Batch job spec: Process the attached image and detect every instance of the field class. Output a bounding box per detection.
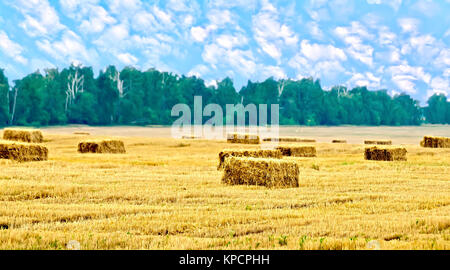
[0,125,449,250]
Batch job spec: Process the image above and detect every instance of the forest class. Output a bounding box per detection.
[0,64,449,126]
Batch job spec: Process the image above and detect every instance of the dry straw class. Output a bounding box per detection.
[0,140,48,162]
[332,139,347,143]
[276,146,317,157]
[73,132,90,135]
[263,137,316,143]
[3,128,44,143]
[78,140,126,154]
[218,149,283,169]
[227,133,260,144]
[182,135,201,139]
[364,140,392,145]
[420,136,450,148]
[364,146,407,161]
[221,157,299,188]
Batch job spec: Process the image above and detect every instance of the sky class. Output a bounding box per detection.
[0,0,449,105]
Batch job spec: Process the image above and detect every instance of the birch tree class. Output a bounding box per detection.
[65,67,84,112]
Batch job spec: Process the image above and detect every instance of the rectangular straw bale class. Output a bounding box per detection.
[78,140,126,154]
[227,133,260,144]
[420,136,450,148]
[263,137,316,143]
[182,135,201,139]
[276,146,316,157]
[221,157,299,188]
[364,146,407,161]
[0,141,48,162]
[364,140,392,145]
[3,128,44,143]
[73,132,90,135]
[218,149,283,169]
[332,139,347,143]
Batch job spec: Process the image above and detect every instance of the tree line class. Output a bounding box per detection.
[0,65,449,126]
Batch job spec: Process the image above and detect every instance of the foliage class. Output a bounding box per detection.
[1,65,448,126]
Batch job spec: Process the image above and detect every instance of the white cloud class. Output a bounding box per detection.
[252,2,298,62]
[117,53,138,65]
[216,34,248,49]
[191,26,209,42]
[434,48,450,67]
[36,30,97,65]
[13,0,65,37]
[398,18,419,34]
[347,72,381,88]
[202,43,256,77]
[334,22,374,66]
[389,64,432,94]
[367,0,402,11]
[300,40,347,62]
[78,5,116,34]
[187,64,209,78]
[0,30,28,64]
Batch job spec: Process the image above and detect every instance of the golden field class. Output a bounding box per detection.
[0,126,449,250]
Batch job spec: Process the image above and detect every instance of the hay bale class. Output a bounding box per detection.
[263,137,316,143]
[218,149,283,169]
[420,136,450,148]
[3,128,43,143]
[227,133,260,144]
[364,140,392,145]
[73,132,90,135]
[276,146,316,157]
[78,140,126,154]
[332,139,347,143]
[182,135,201,139]
[221,157,299,188]
[364,146,407,161]
[0,141,48,162]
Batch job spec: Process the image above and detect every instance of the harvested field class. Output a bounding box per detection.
[364,140,392,145]
[78,140,126,154]
[227,133,260,144]
[3,128,44,143]
[276,146,317,157]
[0,126,449,250]
[218,149,283,169]
[263,137,316,143]
[364,147,407,161]
[420,136,450,148]
[221,157,299,188]
[0,140,48,162]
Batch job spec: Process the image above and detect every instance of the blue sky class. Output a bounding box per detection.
[0,0,449,104]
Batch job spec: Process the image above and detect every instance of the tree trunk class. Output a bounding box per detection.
[10,87,18,125]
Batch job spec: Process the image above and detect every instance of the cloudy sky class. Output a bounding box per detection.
[0,0,449,104]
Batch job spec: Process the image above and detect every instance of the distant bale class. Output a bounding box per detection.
[73,132,90,135]
[364,140,392,145]
[276,146,316,157]
[221,157,299,188]
[3,129,43,143]
[263,137,316,143]
[227,133,260,144]
[332,139,347,143]
[218,149,283,169]
[0,141,48,162]
[364,146,407,161]
[78,140,126,154]
[182,135,201,139]
[420,136,450,148]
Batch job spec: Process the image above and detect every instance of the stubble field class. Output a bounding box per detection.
[0,126,449,250]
